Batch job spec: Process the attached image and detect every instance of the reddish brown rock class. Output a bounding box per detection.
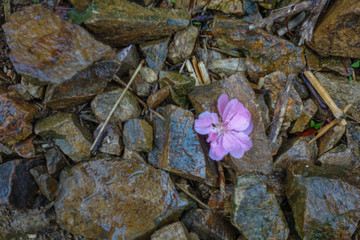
[13,135,35,159]
[123,119,153,153]
[147,86,170,109]
[2,5,113,85]
[318,123,346,156]
[207,0,242,15]
[69,0,91,11]
[30,165,58,201]
[290,99,318,133]
[45,148,67,176]
[308,0,360,58]
[0,91,35,146]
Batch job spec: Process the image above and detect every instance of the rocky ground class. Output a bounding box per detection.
[1,0,360,239]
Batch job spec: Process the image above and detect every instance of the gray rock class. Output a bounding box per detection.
[30,165,58,201]
[45,148,67,176]
[116,45,141,77]
[317,144,360,169]
[208,58,247,76]
[151,222,189,240]
[140,38,170,73]
[93,123,123,156]
[346,123,360,157]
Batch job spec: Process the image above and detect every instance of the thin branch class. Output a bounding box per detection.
[176,184,211,210]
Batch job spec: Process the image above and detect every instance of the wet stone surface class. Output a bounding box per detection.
[91,88,141,123]
[286,163,360,239]
[123,119,153,153]
[55,158,189,239]
[232,174,289,240]
[140,38,170,73]
[3,5,112,85]
[148,105,217,185]
[0,159,43,208]
[34,113,93,162]
[151,222,189,240]
[182,209,237,240]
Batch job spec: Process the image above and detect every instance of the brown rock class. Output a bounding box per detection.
[34,113,93,162]
[116,45,141,77]
[55,158,189,239]
[2,5,112,85]
[69,0,91,11]
[123,119,153,152]
[211,16,305,81]
[21,77,44,99]
[44,61,119,109]
[151,222,189,240]
[0,91,35,146]
[45,148,67,176]
[85,0,190,47]
[317,144,360,169]
[147,86,170,109]
[208,58,247,76]
[208,0,242,15]
[93,123,123,156]
[140,38,170,73]
[290,98,318,133]
[30,165,58,201]
[167,26,199,64]
[308,0,360,58]
[318,123,346,156]
[130,69,152,97]
[13,135,35,159]
[189,72,273,174]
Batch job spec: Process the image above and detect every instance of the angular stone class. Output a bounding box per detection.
[0,159,43,208]
[122,147,146,164]
[123,119,153,152]
[293,78,309,100]
[182,209,237,240]
[13,135,35,159]
[159,71,195,96]
[273,137,318,174]
[211,16,305,81]
[148,105,218,185]
[286,163,360,239]
[45,148,67,176]
[263,71,303,126]
[346,123,360,157]
[94,123,123,156]
[130,69,152,97]
[44,61,119,109]
[208,0,242,15]
[151,222,189,240]
[34,113,93,162]
[55,158,188,239]
[69,0,91,11]
[232,174,289,240]
[91,88,141,123]
[208,58,247,76]
[167,26,199,64]
[256,94,270,127]
[85,0,190,47]
[318,123,346,156]
[21,77,44,99]
[314,72,360,120]
[2,5,112,85]
[8,84,33,101]
[189,72,273,174]
[147,86,170,109]
[317,144,360,169]
[207,186,233,216]
[308,0,360,58]
[140,38,170,73]
[290,99,318,133]
[0,91,35,146]
[30,165,58,201]
[116,45,141,77]
[140,66,158,84]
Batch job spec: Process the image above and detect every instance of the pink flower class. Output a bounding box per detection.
[194,94,253,161]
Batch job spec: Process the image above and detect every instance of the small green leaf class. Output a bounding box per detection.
[33,0,39,3]
[351,60,360,68]
[344,114,347,119]
[193,22,201,25]
[314,123,322,130]
[349,76,353,82]
[310,120,315,128]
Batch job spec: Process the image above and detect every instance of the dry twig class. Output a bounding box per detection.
[176,184,211,210]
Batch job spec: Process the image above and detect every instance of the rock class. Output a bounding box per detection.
[314,72,360,120]
[318,123,346,156]
[305,48,353,76]
[189,72,273,174]
[182,209,237,240]
[232,174,289,240]
[91,88,141,122]
[0,90,35,146]
[140,38,170,73]
[2,5,112,85]
[286,163,360,239]
[0,159,43,208]
[273,137,318,174]
[208,58,247,76]
[69,0,91,11]
[123,119,153,152]
[317,144,360,169]
[84,0,190,47]
[256,94,270,127]
[55,158,189,239]
[308,0,360,58]
[151,222,189,240]
[211,16,305,81]
[8,84,33,101]
[159,71,195,97]
[147,86,170,109]
[13,135,36,159]
[207,0,242,15]
[346,123,360,157]
[30,165,58,201]
[130,69,152,97]
[293,77,309,100]
[116,45,141,77]
[263,71,303,126]
[21,77,44,99]
[242,0,262,24]
[93,123,123,156]
[290,99,318,133]
[122,147,146,164]
[34,113,93,162]
[45,148,67,176]
[167,26,199,64]
[140,66,158,84]
[207,186,233,216]
[44,61,119,109]
[148,105,218,185]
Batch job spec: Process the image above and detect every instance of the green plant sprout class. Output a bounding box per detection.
[310,120,322,130]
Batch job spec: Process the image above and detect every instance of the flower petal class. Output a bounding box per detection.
[209,135,228,161]
[222,99,246,124]
[217,94,229,118]
[242,121,254,135]
[194,111,219,135]
[207,131,218,143]
[232,131,253,152]
[226,112,251,132]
